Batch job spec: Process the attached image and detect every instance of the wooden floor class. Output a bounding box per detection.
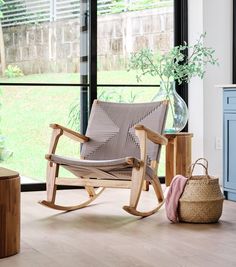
[1,188,236,267]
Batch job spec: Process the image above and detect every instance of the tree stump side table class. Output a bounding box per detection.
[165,133,193,186]
[0,167,20,258]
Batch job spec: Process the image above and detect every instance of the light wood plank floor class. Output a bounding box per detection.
[1,188,236,267]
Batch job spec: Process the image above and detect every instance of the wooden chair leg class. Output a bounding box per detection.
[151,176,164,202]
[123,167,145,215]
[123,171,165,217]
[40,187,105,211]
[128,167,145,209]
[143,181,149,191]
[41,164,106,212]
[46,162,58,203]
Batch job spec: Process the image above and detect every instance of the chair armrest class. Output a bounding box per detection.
[134,124,168,145]
[50,124,89,143]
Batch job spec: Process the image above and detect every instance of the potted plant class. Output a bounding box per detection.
[128,33,219,133]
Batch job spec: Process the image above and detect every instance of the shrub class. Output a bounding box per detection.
[5,65,24,78]
[0,135,13,161]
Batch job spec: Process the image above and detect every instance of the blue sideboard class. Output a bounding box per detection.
[223,87,236,201]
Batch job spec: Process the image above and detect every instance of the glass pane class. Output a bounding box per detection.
[97,86,165,176]
[0,85,81,183]
[0,0,87,84]
[97,0,174,84]
[98,85,159,102]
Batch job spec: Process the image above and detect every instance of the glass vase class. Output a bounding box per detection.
[155,81,188,133]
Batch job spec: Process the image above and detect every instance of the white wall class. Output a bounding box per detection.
[188,0,204,163]
[188,0,232,182]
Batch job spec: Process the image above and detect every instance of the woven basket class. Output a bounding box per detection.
[178,158,224,223]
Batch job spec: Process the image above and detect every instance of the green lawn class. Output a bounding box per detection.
[0,70,158,84]
[0,71,165,181]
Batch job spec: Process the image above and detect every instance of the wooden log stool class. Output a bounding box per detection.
[0,167,20,258]
[165,133,193,186]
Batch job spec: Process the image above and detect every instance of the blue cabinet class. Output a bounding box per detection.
[223,89,236,201]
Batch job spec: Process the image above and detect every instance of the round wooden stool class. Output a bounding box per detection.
[0,167,20,258]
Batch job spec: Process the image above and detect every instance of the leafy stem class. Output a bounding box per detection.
[128,33,219,90]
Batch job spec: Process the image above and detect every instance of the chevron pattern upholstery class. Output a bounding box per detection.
[40,99,168,216]
[81,100,168,164]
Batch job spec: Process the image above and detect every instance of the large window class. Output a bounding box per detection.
[97,0,174,176]
[97,0,173,84]
[0,0,88,184]
[0,0,187,187]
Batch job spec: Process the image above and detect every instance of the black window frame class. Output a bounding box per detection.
[0,0,188,191]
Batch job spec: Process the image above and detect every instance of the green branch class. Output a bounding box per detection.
[128,33,219,88]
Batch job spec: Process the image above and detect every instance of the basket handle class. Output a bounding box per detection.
[189,158,209,179]
[192,158,209,169]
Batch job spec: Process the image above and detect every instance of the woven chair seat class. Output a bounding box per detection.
[50,154,155,180]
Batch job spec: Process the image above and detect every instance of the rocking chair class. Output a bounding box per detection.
[40,100,168,217]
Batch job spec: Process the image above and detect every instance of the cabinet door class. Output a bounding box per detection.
[224,90,236,110]
[224,113,236,190]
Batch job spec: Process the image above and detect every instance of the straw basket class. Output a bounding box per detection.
[178,158,224,223]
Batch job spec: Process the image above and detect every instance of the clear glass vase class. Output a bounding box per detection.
[155,81,188,133]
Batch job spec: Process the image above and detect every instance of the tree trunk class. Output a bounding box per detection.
[0,21,6,76]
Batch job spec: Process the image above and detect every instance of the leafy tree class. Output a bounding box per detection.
[98,0,162,14]
[0,0,13,161]
[0,0,4,17]
[0,0,6,76]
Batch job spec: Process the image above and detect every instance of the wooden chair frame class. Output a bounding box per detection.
[40,123,168,217]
